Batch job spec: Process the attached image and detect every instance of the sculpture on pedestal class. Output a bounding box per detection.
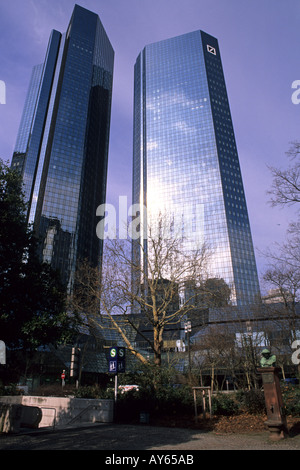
[260,348,276,368]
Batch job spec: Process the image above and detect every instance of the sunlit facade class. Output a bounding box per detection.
[11,5,114,290]
[133,30,260,305]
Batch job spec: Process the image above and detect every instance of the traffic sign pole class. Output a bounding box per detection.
[61,370,66,389]
[108,347,126,420]
[114,375,118,403]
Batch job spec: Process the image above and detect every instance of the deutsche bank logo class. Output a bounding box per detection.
[0,80,6,104]
[207,45,216,55]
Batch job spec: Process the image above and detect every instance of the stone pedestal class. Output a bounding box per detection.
[258,367,288,441]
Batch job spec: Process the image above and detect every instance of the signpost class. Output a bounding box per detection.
[109,347,126,374]
[61,370,66,389]
[108,347,126,404]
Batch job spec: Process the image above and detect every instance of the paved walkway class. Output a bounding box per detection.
[0,423,300,451]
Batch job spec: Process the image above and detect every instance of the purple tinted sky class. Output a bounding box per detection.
[0,0,299,287]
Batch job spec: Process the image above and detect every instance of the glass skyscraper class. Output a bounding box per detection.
[11,5,114,290]
[133,30,260,306]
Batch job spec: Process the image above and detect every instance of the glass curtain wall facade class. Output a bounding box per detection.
[11,5,114,290]
[133,30,260,306]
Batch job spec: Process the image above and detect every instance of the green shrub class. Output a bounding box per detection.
[115,384,194,423]
[282,385,300,416]
[236,389,266,414]
[154,385,194,415]
[211,393,239,416]
[0,383,23,396]
[74,385,113,399]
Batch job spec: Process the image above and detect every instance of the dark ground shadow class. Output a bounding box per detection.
[0,423,212,450]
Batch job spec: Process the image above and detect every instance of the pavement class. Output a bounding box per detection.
[0,422,300,452]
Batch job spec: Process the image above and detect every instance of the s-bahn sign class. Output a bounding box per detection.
[108,347,126,373]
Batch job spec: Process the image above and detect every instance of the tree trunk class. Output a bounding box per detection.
[210,366,214,393]
[153,326,162,367]
[280,364,286,381]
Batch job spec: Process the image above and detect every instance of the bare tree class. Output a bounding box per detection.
[264,141,300,373]
[261,240,300,377]
[263,264,300,343]
[263,235,300,322]
[193,319,264,391]
[72,215,212,369]
[268,141,300,208]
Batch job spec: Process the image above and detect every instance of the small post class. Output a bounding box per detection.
[202,389,206,419]
[193,388,198,422]
[208,388,212,417]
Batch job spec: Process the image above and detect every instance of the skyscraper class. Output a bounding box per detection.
[11,5,114,290]
[133,30,260,306]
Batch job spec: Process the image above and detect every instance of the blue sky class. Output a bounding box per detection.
[0,0,299,286]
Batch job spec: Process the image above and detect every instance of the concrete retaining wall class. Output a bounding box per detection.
[0,396,114,429]
[0,403,42,433]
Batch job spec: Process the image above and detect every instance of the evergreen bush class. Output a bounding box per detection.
[236,389,266,414]
[282,385,300,416]
[211,393,239,416]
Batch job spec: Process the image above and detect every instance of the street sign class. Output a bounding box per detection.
[117,361,125,373]
[109,347,117,358]
[109,360,117,372]
[108,347,126,373]
[118,347,125,358]
[0,340,6,365]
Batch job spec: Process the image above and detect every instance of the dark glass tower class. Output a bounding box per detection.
[133,30,260,306]
[11,5,114,290]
